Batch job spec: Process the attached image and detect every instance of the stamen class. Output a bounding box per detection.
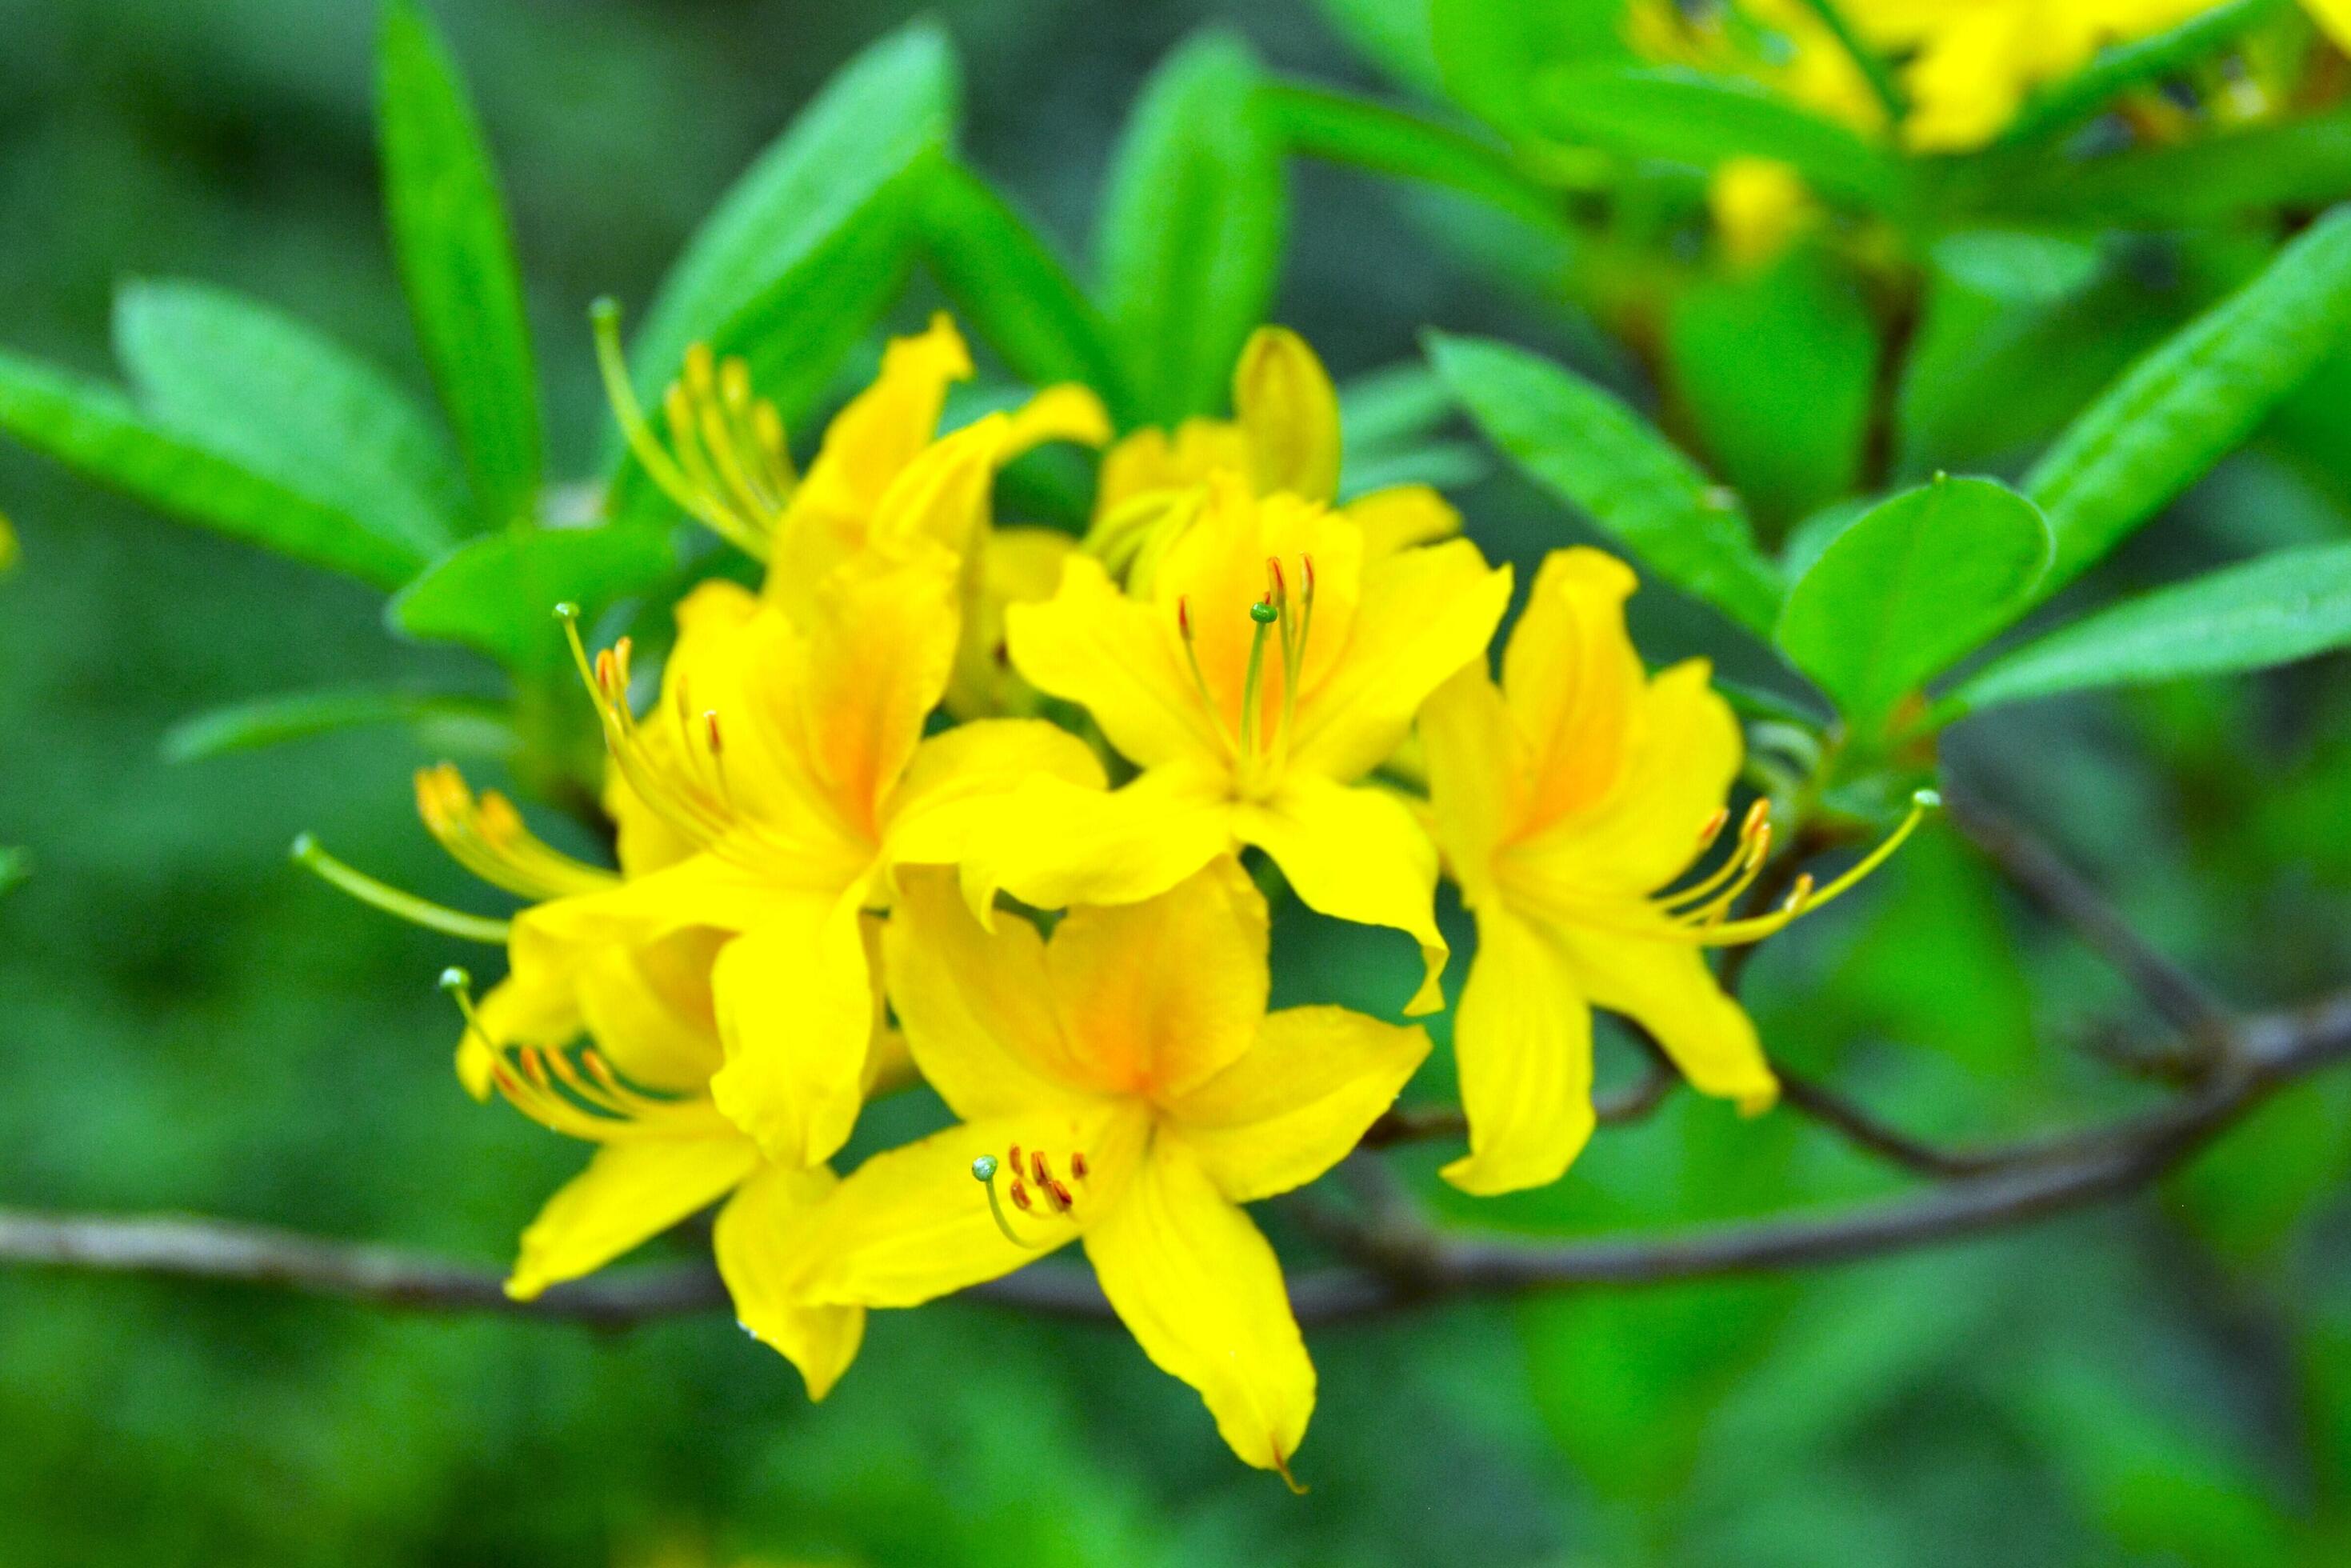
[1236,597,1278,770]
[1031,1150,1052,1186]
[290,833,510,944]
[415,763,617,901]
[974,1154,1052,1250]
[1661,790,1939,946]
[1174,597,1234,756]
[1070,1151,1090,1180]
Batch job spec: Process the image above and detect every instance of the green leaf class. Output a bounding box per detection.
[390,526,674,671]
[1999,0,2289,148]
[626,22,958,409]
[1095,30,1286,426]
[1310,0,1446,98]
[1984,110,2351,229]
[1776,476,2051,730]
[1429,0,1632,138]
[1426,331,1782,634]
[1263,82,1561,230]
[914,161,1129,417]
[1531,65,1900,208]
[113,279,466,558]
[378,0,542,526]
[0,349,426,587]
[162,686,514,763]
[1950,542,2351,715]
[1665,246,1877,527]
[0,847,25,897]
[2025,206,2351,599]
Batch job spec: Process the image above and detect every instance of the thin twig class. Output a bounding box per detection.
[1773,1070,2004,1178]
[10,992,2347,1330]
[1945,790,2230,1042]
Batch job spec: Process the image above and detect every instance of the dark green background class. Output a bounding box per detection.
[6,2,2351,1563]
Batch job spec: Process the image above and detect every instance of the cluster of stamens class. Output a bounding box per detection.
[593,299,794,560]
[414,763,618,902]
[1176,552,1316,791]
[558,606,740,858]
[442,968,702,1139]
[1644,790,1940,946]
[971,1142,1094,1248]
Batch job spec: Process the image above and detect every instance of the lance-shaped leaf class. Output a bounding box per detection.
[114,280,466,558]
[163,686,514,763]
[1531,66,1900,209]
[1429,0,1633,138]
[625,22,957,414]
[916,161,1129,416]
[1949,542,2351,715]
[1427,331,1781,634]
[2024,206,2351,600]
[0,349,425,588]
[1776,476,2051,731]
[1986,110,2351,230]
[379,0,542,526]
[1264,82,1561,229]
[390,526,674,673]
[1095,30,1285,426]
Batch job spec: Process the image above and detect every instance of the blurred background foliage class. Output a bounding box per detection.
[6,0,2351,1563]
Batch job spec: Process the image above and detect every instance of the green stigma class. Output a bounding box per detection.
[1249,601,1279,625]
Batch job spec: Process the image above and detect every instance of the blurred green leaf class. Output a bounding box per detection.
[1928,230,2101,305]
[1990,110,2351,229]
[0,847,24,897]
[1952,542,2351,715]
[0,350,426,587]
[915,161,1130,418]
[1427,331,1782,634]
[1265,82,1561,230]
[1998,0,2287,148]
[113,279,466,559]
[1312,0,1446,98]
[626,22,958,419]
[1095,30,1286,426]
[162,686,514,764]
[1532,66,1900,208]
[1666,247,1877,529]
[1776,477,2049,730]
[378,0,542,526]
[2025,207,2351,600]
[1429,0,1630,138]
[390,526,673,670]
[1337,361,1489,497]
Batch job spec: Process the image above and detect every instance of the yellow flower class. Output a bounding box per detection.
[528,550,1103,1168]
[1708,157,1816,269]
[1418,550,1925,1194]
[1088,326,1465,580]
[969,469,1509,1014]
[414,771,894,1400]
[788,861,1429,1479]
[599,310,1111,717]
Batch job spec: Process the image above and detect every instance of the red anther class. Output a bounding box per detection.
[1009,1181,1034,1211]
[1177,597,1193,641]
[593,649,615,689]
[704,711,723,753]
[1697,806,1729,842]
[1048,1178,1075,1210]
[1741,798,1771,836]
[521,1048,551,1087]
[1301,554,1317,595]
[1031,1150,1051,1186]
[1070,1151,1090,1179]
[1265,556,1287,598]
[1008,1142,1023,1175]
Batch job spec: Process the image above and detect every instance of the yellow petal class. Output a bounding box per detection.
[1006,552,1226,769]
[1501,548,1643,826]
[571,930,726,1093]
[947,525,1082,719]
[784,313,971,527]
[1555,923,1777,1111]
[506,1133,759,1300]
[2312,0,2351,52]
[1341,484,1461,557]
[709,885,878,1166]
[792,546,962,834]
[963,764,1235,918]
[882,869,1126,1117]
[713,1163,866,1401]
[463,964,582,1099]
[881,717,1107,870]
[1094,421,1250,520]
[1167,1006,1429,1202]
[1236,775,1448,1014]
[1416,663,1529,911]
[1440,911,1597,1197]
[1002,382,1112,458]
[865,411,1010,562]
[1046,857,1270,1099]
[1286,538,1512,784]
[1233,326,1341,503]
[1081,1138,1315,1478]
[797,1103,1149,1309]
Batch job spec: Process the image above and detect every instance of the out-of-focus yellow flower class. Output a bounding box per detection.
[416,768,889,1399]
[1088,327,1464,581]
[973,458,1510,1014]
[532,557,1102,1168]
[2311,0,2351,50]
[0,510,17,571]
[790,862,1427,1481]
[601,311,1111,718]
[1418,549,1925,1194]
[1709,157,1817,268]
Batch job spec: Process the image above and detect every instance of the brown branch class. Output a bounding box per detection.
[9,991,2348,1330]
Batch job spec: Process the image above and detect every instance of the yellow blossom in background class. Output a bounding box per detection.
[789,862,1428,1480]
[971,431,1511,1013]
[1709,157,1817,268]
[1418,549,1921,1194]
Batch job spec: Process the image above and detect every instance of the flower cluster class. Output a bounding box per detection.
[409,317,1918,1482]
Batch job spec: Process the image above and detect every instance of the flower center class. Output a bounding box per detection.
[970,1141,1094,1248]
[1177,551,1317,797]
